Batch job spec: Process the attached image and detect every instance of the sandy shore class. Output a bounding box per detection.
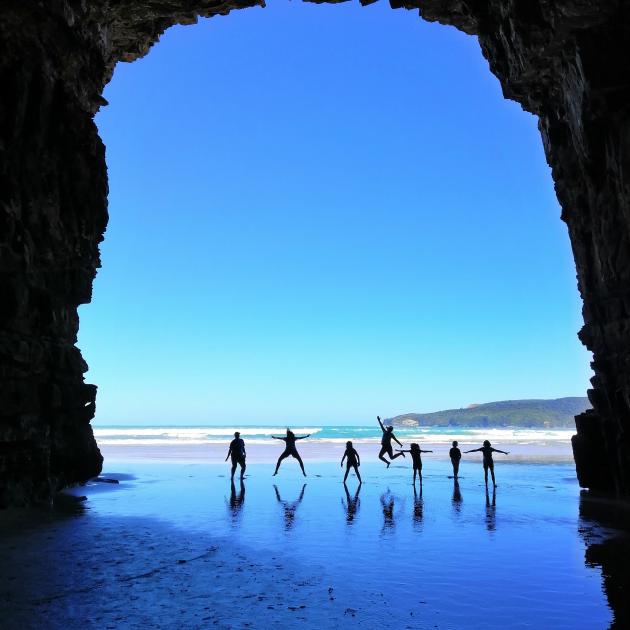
[1,445,623,629]
[99,439,575,465]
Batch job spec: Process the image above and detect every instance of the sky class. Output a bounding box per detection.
[82,0,593,426]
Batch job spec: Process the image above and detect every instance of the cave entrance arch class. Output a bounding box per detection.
[1,0,629,505]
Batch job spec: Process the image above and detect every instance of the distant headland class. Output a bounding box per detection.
[387,397,590,429]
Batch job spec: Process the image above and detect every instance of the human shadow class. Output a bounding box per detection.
[274,484,306,531]
[226,479,245,526]
[452,478,463,517]
[413,484,424,529]
[578,491,630,628]
[341,482,361,525]
[485,486,496,532]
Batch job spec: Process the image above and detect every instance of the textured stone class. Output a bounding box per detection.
[1,0,630,503]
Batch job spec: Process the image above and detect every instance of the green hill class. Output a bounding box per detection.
[387,397,590,429]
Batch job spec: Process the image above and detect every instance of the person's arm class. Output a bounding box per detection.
[393,435,403,447]
[341,452,347,467]
[465,447,482,453]
[356,451,361,466]
[271,436,283,440]
[492,448,509,455]
[421,449,433,453]
[377,415,385,432]
[225,444,232,461]
[396,449,411,453]
[296,434,311,440]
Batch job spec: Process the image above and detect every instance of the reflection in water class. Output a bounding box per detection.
[485,487,496,532]
[412,484,424,529]
[578,492,630,628]
[381,490,395,534]
[274,484,306,531]
[226,479,245,526]
[452,479,463,517]
[341,482,361,525]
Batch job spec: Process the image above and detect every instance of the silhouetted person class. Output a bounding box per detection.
[449,440,462,478]
[225,431,246,480]
[227,478,245,524]
[465,440,508,487]
[377,415,405,467]
[272,428,310,476]
[380,490,395,532]
[396,442,433,485]
[341,441,362,484]
[341,481,361,524]
[412,483,424,527]
[274,483,306,530]
[485,486,496,531]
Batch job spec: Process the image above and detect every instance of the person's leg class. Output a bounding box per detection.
[293,451,307,476]
[378,447,391,467]
[240,459,246,479]
[344,465,350,482]
[412,468,417,484]
[418,466,423,486]
[454,460,459,478]
[355,465,362,484]
[483,464,489,486]
[490,464,496,486]
[390,446,404,460]
[274,452,289,475]
[231,460,237,479]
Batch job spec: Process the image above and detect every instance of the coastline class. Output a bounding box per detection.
[99,438,576,465]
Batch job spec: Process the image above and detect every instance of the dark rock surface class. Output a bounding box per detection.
[1,0,630,502]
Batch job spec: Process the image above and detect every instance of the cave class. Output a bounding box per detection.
[1,0,630,506]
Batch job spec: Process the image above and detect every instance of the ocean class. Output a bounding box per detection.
[93,424,575,446]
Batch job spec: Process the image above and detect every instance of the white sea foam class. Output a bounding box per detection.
[93,425,574,446]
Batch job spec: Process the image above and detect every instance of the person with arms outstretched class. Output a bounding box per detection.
[465,440,508,487]
[396,442,433,485]
[341,440,362,484]
[272,428,310,476]
[449,440,462,478]
[377,415,405,467]
[225,431,246,480]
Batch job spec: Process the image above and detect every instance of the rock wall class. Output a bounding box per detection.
[1,0,629,503]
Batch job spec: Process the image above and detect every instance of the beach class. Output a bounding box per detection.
[0,429,627,628]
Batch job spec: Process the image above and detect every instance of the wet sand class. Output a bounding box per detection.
[0,443,627,628]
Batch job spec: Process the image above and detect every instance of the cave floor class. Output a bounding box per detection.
[1,459,628,629]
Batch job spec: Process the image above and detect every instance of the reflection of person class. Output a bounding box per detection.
[485,486,496,531]
[341,441,362,483]
[465,440,509,486]
[227,478,245,524]
[225,431,246,480]
[341,482,361,524]
[377,415,405,467]
[274,484,306,530]
[396,443,433,485]
[449,440,462,478]
[380,490,395,532]
[412,483,423,527]
[272,429,310,476]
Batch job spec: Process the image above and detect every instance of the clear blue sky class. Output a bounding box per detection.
[82,0,592,426]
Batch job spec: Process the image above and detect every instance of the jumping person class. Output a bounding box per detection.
[225,431,246,480]
[272,428,310,477]
[396,442,433,485]
[377,415,405,467]
[449,440,462,478]
[465,440,509,487]
[341,441,362,484]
